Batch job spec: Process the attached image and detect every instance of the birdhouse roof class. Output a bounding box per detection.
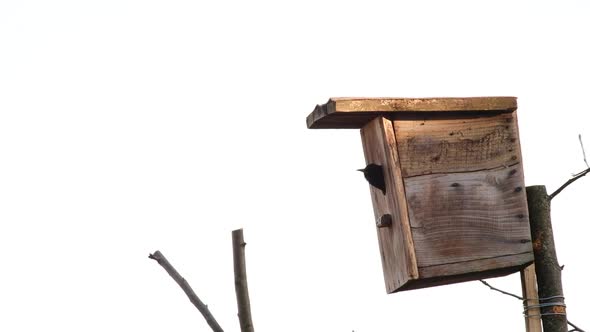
[306,97,517,129]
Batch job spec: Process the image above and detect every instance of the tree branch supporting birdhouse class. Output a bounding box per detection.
[526,186,567,332]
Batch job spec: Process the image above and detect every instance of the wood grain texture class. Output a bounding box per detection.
[394,112,521,177]
[360,117,418,293]
[417,253,531,280]
[404,164,533,271]
[400,263,528,292]
[521,264,542,332]
[307,97,517,129]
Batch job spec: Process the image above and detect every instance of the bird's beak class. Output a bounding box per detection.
[357,169,364,172]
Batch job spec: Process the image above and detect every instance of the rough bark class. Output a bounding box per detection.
[149,250,224,332]
[232,229,255,332]
[526,186,567,332]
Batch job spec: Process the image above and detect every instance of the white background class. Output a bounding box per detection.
[1,1,589,331]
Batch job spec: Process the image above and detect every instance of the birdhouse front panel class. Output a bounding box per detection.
[360,117,418,292]
[307,97,534,293]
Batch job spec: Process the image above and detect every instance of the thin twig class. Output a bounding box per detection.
[479,280,523,300]
[549,135,590,200]
[232,229,255,332]
[149,250,224,332]
[580,134,589,168]
[549,167,590,200]
[569,319,586,332]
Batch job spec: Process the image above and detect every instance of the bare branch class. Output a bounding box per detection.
[549,167,590,200]
[149,251,224,332]
[549,135,590,200]
[569,319,586,332]
[580,134,589,168]
[480,279,586,332]
[479,279,523,300]
[233,229,255,332]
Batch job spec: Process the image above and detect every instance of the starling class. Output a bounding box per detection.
[358,163,386,195]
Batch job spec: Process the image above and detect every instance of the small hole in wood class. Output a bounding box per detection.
[451,183,460,187]
[515,187,523,192]
[517,213,525,219]
[511,156,518,161]
[509,169,517,176]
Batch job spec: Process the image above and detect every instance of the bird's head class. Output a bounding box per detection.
[358,164,381,173]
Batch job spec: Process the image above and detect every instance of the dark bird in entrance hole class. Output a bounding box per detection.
[358,163,386,195]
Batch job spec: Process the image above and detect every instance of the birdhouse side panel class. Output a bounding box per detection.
[360,117,418,292]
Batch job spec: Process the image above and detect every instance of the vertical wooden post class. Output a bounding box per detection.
[526,186,567,332]
[520,264,542,332]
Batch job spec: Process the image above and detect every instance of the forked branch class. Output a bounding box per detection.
[550,135,590,200]
[549,167,590,200]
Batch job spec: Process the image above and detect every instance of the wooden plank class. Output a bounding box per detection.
[418,253,532,279]
[360,117,418,293]
[404,164,533,270]
[307,97,517,129]
[521,264,542,332]
[394,112,521,177]
[401,263,528,291]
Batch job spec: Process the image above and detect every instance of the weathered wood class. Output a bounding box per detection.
[307,97,517,129]
[232,229,255,332]
[404,165,532,270]
[400,264,528,292]
[526,186,567,332]
[376,214,393,228]
[360,117,418,292]
[417,253,531,280]
[307,97,533,293]
[394,112,521,177]
[521,264,542,332]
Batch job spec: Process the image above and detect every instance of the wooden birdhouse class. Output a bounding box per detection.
[307,97,533,293]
